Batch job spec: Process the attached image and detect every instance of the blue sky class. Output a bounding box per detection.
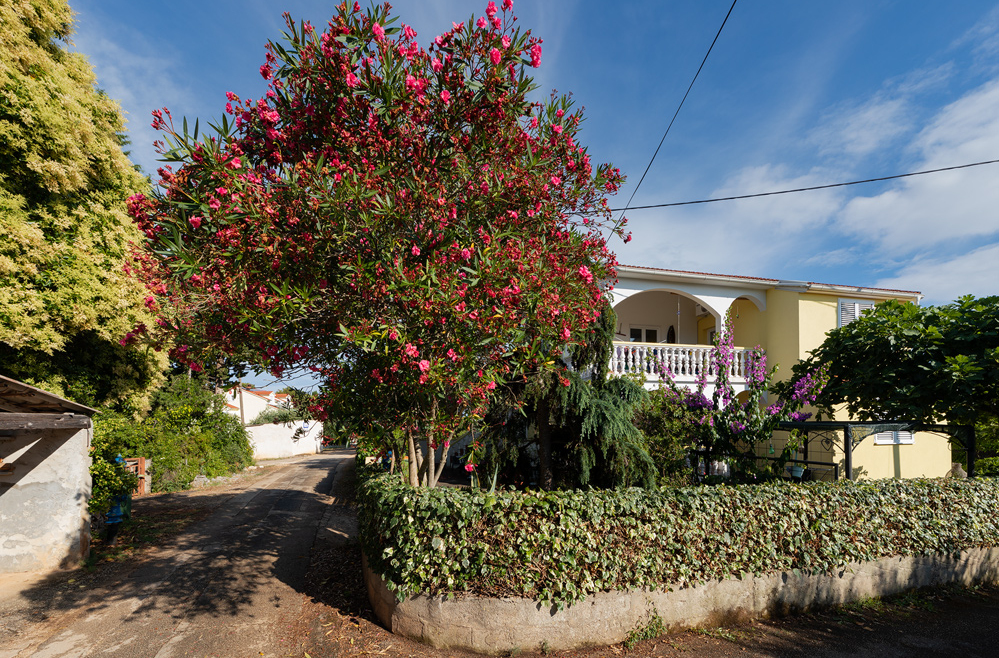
[68,0,999,386]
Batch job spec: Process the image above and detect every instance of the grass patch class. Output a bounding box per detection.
[694,627,738,642]
[842,595,887,614]
[625,609,667,648]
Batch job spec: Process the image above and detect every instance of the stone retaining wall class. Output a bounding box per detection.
[364,548,999,654]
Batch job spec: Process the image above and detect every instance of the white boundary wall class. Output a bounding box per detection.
[246,421,324,460]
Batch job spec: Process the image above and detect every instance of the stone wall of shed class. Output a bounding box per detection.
[0,427,92,573]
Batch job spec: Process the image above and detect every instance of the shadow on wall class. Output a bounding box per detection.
[0,429,91,574]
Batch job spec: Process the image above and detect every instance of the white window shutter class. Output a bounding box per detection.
[874,430,914,445]
[839,299,876,327]
[839,301,856,327]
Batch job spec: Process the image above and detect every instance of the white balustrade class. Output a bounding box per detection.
[608,341,756,383]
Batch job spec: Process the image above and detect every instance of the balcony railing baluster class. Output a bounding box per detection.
[609,341,757,386]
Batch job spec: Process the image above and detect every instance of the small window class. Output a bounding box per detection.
[874,431,914,445]
[666,326,677,344]
[629,326,659,343]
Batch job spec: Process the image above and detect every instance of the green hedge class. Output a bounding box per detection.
[358,476,999,608]
[976,457,999,476]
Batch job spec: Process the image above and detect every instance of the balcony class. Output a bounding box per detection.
[609,342,756,392]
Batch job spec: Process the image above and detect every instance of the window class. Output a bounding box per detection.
[629,326,659,343]
[839,299,875,327]
[874,431,914,445]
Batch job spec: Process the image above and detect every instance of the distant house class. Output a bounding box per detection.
[0,376,95,574]
[221,386,293,425]
[221,385,324,460]
[610,265,951,480]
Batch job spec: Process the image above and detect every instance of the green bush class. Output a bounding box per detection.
[249,406,305,425]
[631,388,697,486]
[89,418,139,515]
[90,376,254,495]
[358,475,999,609]
[976,457,999,475]
[136,405,253,491]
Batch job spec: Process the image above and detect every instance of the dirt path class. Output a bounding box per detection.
[0,450,355,658]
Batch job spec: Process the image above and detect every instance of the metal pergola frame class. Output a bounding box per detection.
[775,421,975,480]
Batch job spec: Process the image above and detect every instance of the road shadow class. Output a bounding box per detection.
[10,452,354,627]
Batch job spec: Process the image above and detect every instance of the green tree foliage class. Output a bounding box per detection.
[0,0,163,410]
[790,296,999,428]
[249,406,307,426]
[481,304,657,490]
[630,389,697,486]
[89,424,138,515]
[92,375,254,494]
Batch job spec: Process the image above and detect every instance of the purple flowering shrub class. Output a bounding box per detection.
[655,312,826,483]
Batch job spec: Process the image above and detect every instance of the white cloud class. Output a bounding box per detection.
[619,164,846,274]
[837,78,999,252]
[953,5,999,75]
[71,25,194,177]
[809,94,912,158]
[874,243,999,305]
[807,63,953,160]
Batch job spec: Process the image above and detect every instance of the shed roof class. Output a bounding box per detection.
[0,375,97,416]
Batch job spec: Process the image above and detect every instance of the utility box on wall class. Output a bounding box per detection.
[0,376,96,574]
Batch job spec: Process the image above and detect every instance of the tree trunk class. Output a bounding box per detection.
[427,434,436,487]
[407,430,420,487]
[432,441,450,487]
[417,441,430,486]
[537,397,553,490]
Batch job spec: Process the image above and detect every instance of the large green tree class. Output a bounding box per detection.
[789,296,999,429]
[0,0,163,409]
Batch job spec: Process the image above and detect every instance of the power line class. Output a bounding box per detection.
[610,158,999,212]
[617,0,739,222]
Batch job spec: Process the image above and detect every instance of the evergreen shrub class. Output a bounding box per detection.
[358,475,999,609]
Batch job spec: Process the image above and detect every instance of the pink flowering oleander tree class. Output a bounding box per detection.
[126,1,629,487]
[655,312,826,482]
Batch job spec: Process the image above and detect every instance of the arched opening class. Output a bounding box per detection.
[729,297,764,349]
[611,290,716,345]
[608,289,764,394]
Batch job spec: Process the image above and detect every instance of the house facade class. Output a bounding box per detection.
[221,386,292,425]
[221,385,325,460]
[610,264,951,480]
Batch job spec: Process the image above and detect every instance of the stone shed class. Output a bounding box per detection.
[0,375,96,574]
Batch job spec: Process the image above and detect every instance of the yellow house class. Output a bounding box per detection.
[610,264,952,481]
